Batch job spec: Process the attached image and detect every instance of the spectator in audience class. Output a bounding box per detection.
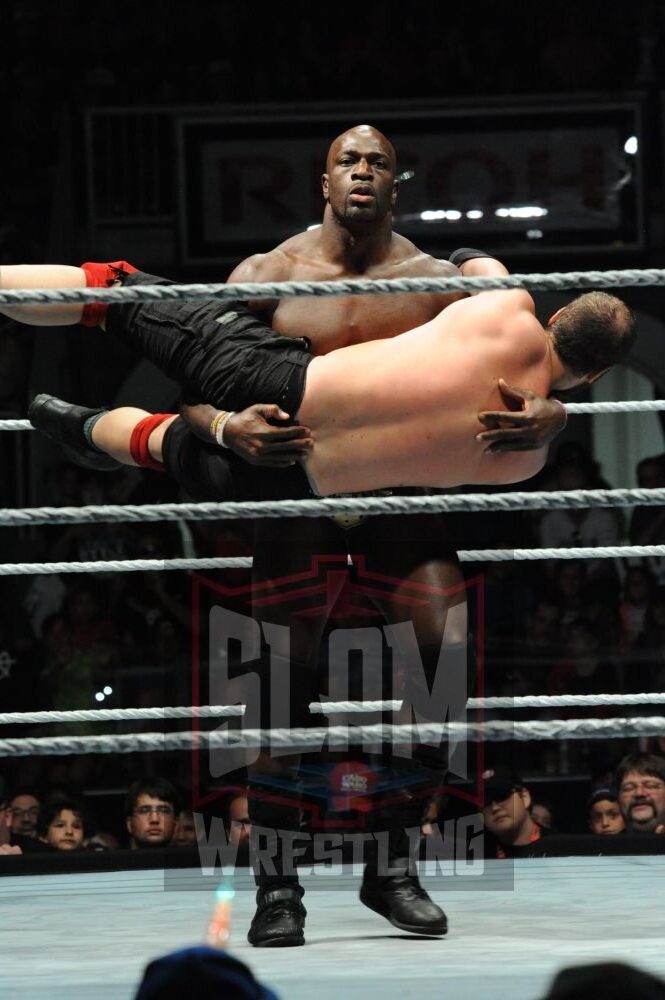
[587,787,625,835]
[23,571,67,639]
[134,945,280,999]
[629,454,665,586]
[481,766,548,858]
[647,734,665,758]
[0,614,41,712]
[616,751,665,834]
[540,440,608,492]
[495,595,561,697]
[173,808,199,848]
[620,566,656,650]
[0,780,50,855]
[547,618,620,695]
[48,473,134,569]
[590,767,617,790]
[9,789,40,839]
[538,464,622,586]
[85,830,120,852]
[531,800,554,831]
[124,529,191,636]
[228,793,251,847]
[550,562,619,646]
[542,960,665,1000]
[125,776,179,849]
[522,597,561,662]
[144,615,190,705]
[64,583,119,655]
[633,587,665,691]
[37,798,88,851]
[0,777,22,855]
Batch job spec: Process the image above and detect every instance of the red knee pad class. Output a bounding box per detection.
[129,413,173,472]
[80,260,139,327]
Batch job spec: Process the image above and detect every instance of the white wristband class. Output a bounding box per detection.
[215,411,235,447]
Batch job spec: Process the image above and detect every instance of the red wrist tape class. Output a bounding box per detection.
[129,413,174,472]
[80,260,139,327]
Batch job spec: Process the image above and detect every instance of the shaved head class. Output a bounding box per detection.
[326,125,396,173]
[322,125,398,228]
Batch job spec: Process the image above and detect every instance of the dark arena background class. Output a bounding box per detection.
[2,2,665,998]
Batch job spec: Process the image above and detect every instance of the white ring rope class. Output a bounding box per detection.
[3,693,665,727]
[0,557,253,576]
[2,268,665,309]
[0,705,246,725]
[564,400,665,414]
[4,399,665,433]
[458,545,665,562]
[0,544,663,577]
[2,487,665,528]
[1,716,664,757]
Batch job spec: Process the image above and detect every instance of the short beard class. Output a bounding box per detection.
[332,202,387,233]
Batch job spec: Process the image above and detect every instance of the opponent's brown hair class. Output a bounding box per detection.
[551,291,636,376]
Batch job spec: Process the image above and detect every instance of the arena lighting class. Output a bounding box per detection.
[466,209,484,220]
[495,206,549,219]
[419,209,462,222]
[94,692,105,703]
[103,685,113,696]
[527,229,544,240]
[624,135,638,155]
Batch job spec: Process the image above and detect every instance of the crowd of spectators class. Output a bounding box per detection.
[0,772,250,857]
[3,747,665,864]
[478,750,665,858]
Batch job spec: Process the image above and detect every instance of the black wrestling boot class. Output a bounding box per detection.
[360,858,448,936]
[28,394,121,472]
[247,884,307,947]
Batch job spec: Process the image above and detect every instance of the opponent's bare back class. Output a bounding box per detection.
[299,289,552,495]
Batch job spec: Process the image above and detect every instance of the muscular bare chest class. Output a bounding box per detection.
[271,293,441,354]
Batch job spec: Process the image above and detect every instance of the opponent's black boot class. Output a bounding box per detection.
[247,884,306,947]
[360,856,448,936]
[28,394,121,471]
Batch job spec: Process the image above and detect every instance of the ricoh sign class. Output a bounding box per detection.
[177,100,642,263]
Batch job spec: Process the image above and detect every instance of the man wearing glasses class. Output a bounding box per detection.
[125,776,180,849]
[616,752,665,835]
[8,789,41,840]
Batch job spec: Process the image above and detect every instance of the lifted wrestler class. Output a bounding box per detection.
[19,254,633,498]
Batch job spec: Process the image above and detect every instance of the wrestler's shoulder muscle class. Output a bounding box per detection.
[383,238,466,319]
[227,246,295,318]
[389,240,458,278]
[227,248,292,283]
